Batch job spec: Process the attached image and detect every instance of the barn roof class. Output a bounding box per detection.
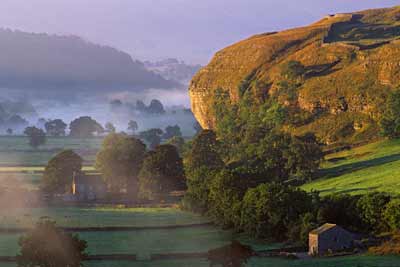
[310,223,337,235]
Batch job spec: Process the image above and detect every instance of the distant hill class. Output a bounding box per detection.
[0,29,179,91]
[144,58,201,84]
[189,6,400,144]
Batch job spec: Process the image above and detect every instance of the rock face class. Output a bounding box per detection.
[189,6,400,142]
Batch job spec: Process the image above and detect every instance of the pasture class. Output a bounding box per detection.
[0,136,103,166]
[302,139,400,195]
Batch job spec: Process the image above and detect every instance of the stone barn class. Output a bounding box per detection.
[70,173,107,201]
[309,223,354,256]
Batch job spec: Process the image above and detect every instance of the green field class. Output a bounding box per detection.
[0,136,103,166]
[302,139,400,195]
[0,207,211,228]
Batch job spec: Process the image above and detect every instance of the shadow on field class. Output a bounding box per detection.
[318,186,380,195]
[318,153,400,179]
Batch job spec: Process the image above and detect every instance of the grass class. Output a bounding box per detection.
[0,207,211,228]
[301,139,400,195]
[0,136,103,166]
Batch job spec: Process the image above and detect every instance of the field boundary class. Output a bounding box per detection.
[0,222,214,234]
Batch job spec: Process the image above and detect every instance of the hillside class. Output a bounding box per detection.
[0,29,178,91]
[301,139,400,195]
[189,6,400,144]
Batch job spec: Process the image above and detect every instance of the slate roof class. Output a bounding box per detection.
[310,223,337,235]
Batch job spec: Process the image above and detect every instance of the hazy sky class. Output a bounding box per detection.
[0,1,398,64]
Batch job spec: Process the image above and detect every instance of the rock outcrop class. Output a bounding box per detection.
[189,6,400,143]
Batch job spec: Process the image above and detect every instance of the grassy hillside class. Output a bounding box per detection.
[301,139,400,195]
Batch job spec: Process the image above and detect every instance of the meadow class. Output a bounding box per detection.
[0,136,103,166]
[302,139,400,195]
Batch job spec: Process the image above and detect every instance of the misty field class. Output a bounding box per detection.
[0,136,103,166]
[0,207,211,228]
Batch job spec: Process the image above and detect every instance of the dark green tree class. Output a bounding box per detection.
[69,116,104,138]
[383,198,400,231]
[240,183,313,240]
[17,220,87,267]
[44,119,67,137]
[166,136,185,154]
[139,128,163,149]
[95,133,146,196]
[357,192,391,232]
[163,125,182,139]
[42,150,83,194]
[138,144,185,200]
[380,89,400,138]
[24,126,46,149]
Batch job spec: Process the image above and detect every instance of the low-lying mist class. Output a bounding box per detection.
[0,87,197,136]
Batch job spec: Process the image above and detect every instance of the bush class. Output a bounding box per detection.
[384,199,400,231]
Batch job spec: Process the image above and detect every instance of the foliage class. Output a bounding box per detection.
[240,183,313,240]
[147,99,166,114]
[24,126,46,148]
[380,89,400,138]
[42,150,83,194]
[357,192,391,232]
[163,125,182,139]
[383,199,400,232]
[166,136,185,154]
[182,130,224,213]
[95,133,146,195]
[139,128,163,149]
[69,116,104,138]
[44,119,67,137]
[208,169,247,228]
[138,144,185,200]
[16,220,87,267]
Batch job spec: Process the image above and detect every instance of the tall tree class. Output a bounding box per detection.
[163,125,182,139]
[42,150,83,194]
[24,126,46,149]
[69,116,104,138]
[17,220,87,267]
[138,144,185,200]
[45,119,67,137]
[139,128,163,149]
[95,133,146,196]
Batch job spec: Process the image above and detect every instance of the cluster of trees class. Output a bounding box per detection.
[183,130,400,244]
[380,89,400,138]
[139,124,183,149]
[110,98,166,115]
[42,132,186,201]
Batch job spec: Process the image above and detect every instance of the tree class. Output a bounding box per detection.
[44,119,67,137]
[147,99,165,114]
[240,183,313,240]
[69,116,104,138]
[163,125,182,139]
[6,128,13,135]
[95,133,146,196]
[138,144,185,200]
[105,122,116,133]
[24,126,46,149]
[139,128,163,149]
[357,192,391,232]
[166,136,185,154]
[128,120,139,134]
[380,89,400,138]
[42,150,83,194]
[182,130,224,213]
[17,220,87,267]
[383,199,400,231]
